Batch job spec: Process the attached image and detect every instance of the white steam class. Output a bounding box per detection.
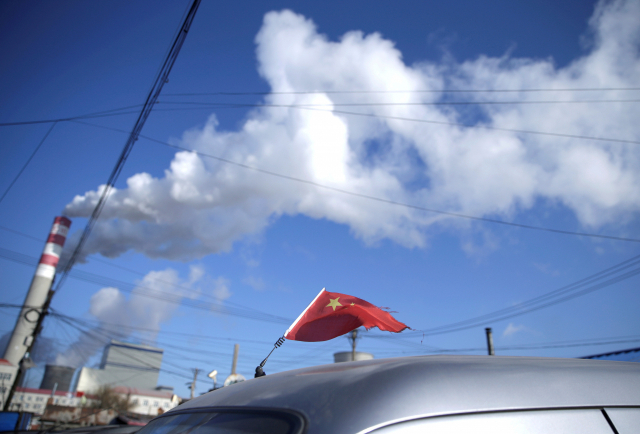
[54,266,225,368]
[64,0,640,261]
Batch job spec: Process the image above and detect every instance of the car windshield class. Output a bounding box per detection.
[135,410,302,434]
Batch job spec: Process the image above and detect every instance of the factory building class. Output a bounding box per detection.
[7,386,179,420]
[6,388,86,415]
[0,358,18,409]
[76,340,163,393]
[112,386,179,415]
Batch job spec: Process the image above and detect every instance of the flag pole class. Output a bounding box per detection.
[284,288,326,337]
[255,288,326,377]
[254,336,285,377]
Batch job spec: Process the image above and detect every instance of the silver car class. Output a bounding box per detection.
[136,355,640,433]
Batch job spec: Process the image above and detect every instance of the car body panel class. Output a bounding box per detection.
[173,355,640,434]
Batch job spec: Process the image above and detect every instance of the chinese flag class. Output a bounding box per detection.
[284,288,408,342]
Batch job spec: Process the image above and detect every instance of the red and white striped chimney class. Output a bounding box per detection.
[3,216,72,366]
[34,216,71,280]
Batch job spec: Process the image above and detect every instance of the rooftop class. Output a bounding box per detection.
[177,355,640,434]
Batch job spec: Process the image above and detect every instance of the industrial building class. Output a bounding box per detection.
[6,386,179,420]
[111,386,179,415]
[0,358,18,410]
[76,340,163,393]
[6,388,86,415]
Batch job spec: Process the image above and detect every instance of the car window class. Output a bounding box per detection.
[369,409,614,434]
[604,408,640,434]
[135,410,303,434]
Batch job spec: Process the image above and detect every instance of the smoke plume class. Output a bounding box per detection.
[53,266,219,368]
[64,0,640,262]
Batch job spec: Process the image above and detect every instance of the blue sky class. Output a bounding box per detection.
[1,0,639,398]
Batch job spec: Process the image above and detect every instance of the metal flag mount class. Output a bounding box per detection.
[255,336,285,378]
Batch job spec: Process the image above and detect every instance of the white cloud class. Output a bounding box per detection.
[533,262,561,277]
[64,0,640,262]
[503,323,526,337]
[242,276,265,291]
[212,277,232,302]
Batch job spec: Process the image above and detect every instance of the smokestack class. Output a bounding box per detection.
[231,344,239,375]
[3,217,71,366]
[485,327,495,356]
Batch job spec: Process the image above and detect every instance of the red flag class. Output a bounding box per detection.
[284,288,408,342]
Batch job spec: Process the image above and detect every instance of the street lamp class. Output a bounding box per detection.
[207,370,218,390]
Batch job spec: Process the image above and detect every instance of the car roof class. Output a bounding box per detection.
[175,355,640,434]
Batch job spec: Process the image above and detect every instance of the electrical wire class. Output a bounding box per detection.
[0,246,293,325]
[372,335,640,355]
[52,313,194,381]
[158,99,640,107]
[401,254,640,337]
[52,0,202,294]
[38,306,640,380]
[0,122,57,206]
[0,105,143,126]
[164,86,640,96]
[5,96,640,127]
[67,119,640,244]
[0,225,278,317]
[1,243,638,348]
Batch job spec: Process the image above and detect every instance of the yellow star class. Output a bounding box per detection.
[326,297,343,311]
[350,303,355,305]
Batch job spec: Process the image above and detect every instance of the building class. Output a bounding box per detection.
[76,340,163,392]
[7,386,179,420]
[333,352,374,363]
[0,358,18,410]
[6,387,86,415]
[112,386,180,416]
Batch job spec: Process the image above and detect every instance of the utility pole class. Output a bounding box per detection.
[3,0,204,412]
[348,329,358,361]
[190,368,199,400]
[485,327,495,356]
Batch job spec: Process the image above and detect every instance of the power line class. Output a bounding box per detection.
[402,254,640,337]
[0,225,277,317]
[0,105,143,127]
[373,339,640,355]
[0,95,640,144]
[49,310,278,347]
[66,119,640,244]
[0,246,292,326]
[52,314,194,381]
[303,106,640,146]
[141,138,640,243]
[0,122,57,206]
[44,305,640,375]
[158,99,640,107]
[370,332,640,352]
[164,87,640,96]
[53,0,203,293]
[422,254,640,333]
